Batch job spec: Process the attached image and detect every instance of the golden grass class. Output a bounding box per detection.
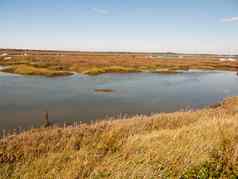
[0,52,238,76]
[1,97,238,178]
[1,65,73,77]
[151,69,182,74]
[82,66,141,75]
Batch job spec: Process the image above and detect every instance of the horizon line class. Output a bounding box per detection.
[0,47,237,56]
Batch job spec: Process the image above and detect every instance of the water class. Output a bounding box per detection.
[0,70,238,131]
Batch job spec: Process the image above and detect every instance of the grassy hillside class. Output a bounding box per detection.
[1,97,238,178]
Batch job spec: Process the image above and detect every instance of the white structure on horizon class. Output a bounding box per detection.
[4,57,12,60]
[0,53,8,57]
[146,55,161,59]
[228,58,236,62]
[219,58,227,62]
[219,58,237,62]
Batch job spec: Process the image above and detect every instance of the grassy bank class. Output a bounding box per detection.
[1,97,238,178]
[1,65,73,77]
[82,66,142,75]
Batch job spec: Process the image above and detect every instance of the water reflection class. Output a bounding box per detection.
[0,71,238,131]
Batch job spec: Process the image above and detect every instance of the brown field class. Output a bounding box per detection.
[0,49,238,76]
[1,97,238,178]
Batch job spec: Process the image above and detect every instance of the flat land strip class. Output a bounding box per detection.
[0,49,238,76]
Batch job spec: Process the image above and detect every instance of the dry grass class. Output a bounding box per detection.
[1,97,238,178]
[2,65,73,77]
[0,51,238,76]
[82,66,141,75]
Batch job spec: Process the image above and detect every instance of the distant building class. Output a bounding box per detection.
[4,57,12,60]
[219,58,237,62]
[0,53,8,57]
[146,56,153,59]
[146,55,161,59]
[228,58,236,62]
[219,58,227,62]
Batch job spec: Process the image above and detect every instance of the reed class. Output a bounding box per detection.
[1,97,238,178]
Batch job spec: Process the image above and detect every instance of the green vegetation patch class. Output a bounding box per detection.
[1,65,73,77]
[83,66,142,75]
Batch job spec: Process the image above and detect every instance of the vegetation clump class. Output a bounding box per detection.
[151,69,182,74]
[83,66,141,75]
[1,65,73,77]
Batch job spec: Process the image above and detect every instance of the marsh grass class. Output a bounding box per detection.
[0,53,238,76]
[82,66,142,75]
[1,65,73,77]
[1,97,238,178]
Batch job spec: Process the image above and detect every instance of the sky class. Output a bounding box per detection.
[0,0,238,54]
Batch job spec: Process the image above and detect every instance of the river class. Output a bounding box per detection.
[0,70,238,131]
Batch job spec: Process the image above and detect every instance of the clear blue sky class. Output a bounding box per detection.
[0,0,237,54]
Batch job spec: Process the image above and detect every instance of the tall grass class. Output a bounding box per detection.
[0,97,238,178]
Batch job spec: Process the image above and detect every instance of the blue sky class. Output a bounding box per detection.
[0,0,237,54]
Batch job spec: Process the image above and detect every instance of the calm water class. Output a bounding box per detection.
[1,70,238,131]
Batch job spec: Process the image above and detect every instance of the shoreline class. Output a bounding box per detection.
[0,64,237,77]
[1,96,238,178]
[1,96,236,133]
[0,51,237,77]
[0,95,234,134]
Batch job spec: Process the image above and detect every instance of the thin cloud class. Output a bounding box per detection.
[91,8,110,15]
[221,16,238,22]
